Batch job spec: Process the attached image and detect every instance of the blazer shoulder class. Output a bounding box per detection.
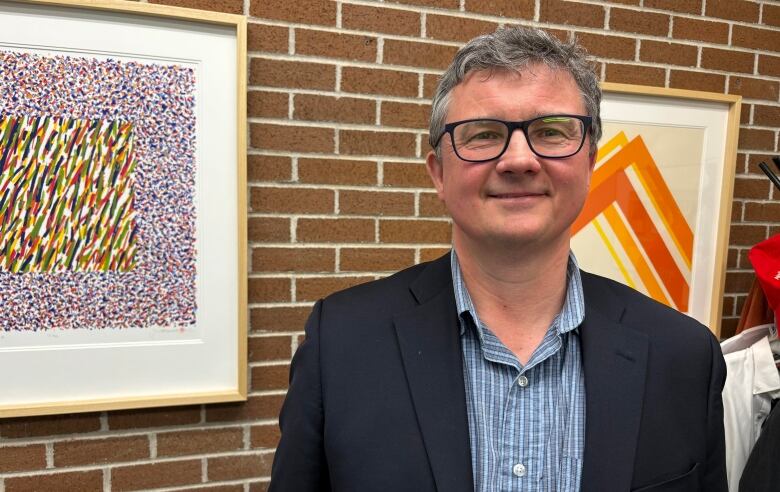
[581,270,715,344]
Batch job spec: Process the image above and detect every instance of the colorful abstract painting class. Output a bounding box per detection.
[572,124,703,313]
[0,50,197,331]
[0,115,137,272]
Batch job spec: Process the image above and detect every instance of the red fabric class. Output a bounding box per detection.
[748,234,780,324]
[735,278,774,334]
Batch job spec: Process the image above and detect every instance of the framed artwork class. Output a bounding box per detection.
[572,83,741,337]
[0,0,247,417]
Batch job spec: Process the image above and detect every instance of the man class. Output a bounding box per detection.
[269,27,727,492]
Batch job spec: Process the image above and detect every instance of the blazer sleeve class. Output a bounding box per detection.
[268,300,331,492]
[703,332,728,491]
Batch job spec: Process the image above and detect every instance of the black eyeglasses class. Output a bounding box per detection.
[433,114,593,162]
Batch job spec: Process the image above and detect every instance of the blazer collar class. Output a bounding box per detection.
[394,253,474,492]
[579,272,650,492]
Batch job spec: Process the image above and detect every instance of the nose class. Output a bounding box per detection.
[494,128,541,174]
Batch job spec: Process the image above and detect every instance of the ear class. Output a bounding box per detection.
[588,146,597,171]
[425,150,446,200]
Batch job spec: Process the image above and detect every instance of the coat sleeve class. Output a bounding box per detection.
[702,331,728,491]
[268,300,331,492]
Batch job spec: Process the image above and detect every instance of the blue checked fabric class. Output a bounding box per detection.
[451,250,586,492]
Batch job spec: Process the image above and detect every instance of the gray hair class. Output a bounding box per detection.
[429,26,602,156]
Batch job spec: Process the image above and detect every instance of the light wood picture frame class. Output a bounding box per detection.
[572,83,741,338]
[0,0,247,417]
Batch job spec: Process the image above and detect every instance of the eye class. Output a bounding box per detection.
[467,130,503,142]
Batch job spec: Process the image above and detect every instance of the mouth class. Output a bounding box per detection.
[487,192,546,199]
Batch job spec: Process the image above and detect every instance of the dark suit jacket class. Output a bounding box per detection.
[269,253,727,492]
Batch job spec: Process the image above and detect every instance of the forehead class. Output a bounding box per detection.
[447,65,585,119]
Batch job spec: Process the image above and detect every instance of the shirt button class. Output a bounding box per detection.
[512,463,527,477]
[517,375,529,387]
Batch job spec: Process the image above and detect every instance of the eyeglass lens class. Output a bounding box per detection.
[452,116,586,160]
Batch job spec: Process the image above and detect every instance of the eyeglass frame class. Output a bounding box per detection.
[432,114,594,162]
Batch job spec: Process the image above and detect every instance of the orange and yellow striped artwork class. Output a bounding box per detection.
[572,130,697,312]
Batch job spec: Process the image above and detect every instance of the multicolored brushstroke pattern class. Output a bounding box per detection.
[0,115,137,272]
[0,50,197,331]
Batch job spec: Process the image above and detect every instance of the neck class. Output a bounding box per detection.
[454,231,571,362]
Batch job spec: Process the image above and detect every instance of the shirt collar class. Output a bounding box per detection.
[450,249,586,337]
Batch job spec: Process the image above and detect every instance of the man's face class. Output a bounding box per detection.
[426,65,596,252]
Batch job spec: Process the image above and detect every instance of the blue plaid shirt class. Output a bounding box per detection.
[452,250,586,492]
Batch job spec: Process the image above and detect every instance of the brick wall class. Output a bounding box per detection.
[1,0,778,490]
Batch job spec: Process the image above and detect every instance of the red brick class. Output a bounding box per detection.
[250,124,333,153]
[54,436,148,466]
[732,201,744,221]
[576,33,636,61]
[727,246,739,269]
[383,39,460,70]
[738,129,776,151]
[249,277,291,303]
[380,219,452,243]
[248,217,290,243]
[420,247,451,262]
[734,177,772,200]
[765,4,780,28]
[732,25,780,52]
[296,30,377,62]
[729,77,780,102]
[730,224,770,247]
[341,67,418,98]
[250,58,335,91]
[250,0,336,25]
[722,295,735,317]
[250,306,311,333]
[248,23,288,53]
[250,187,333,214]
[340,130,417,158]
[744,202,780,222]
[209,453,274,480]
[6,471,102,492]
[250,481,271,492]
[644,0,701,14]
[386,0,459,7]
[705,0,760,23]
[297,276,373,301]
[382,102,431,129]
[669,70,726,93]
[107,406,201,430]
[465,0,534,18]
[424,74,440,99]
[605,64,665,87]
[298,158,377,186]
[740,106,751,125]
[0,444,46,473]
[251,425,281,449]
[419,192,449,217]
[0,413,100,438]
[724,270,755,293]
[721,317,739,339]
[248,335,292,362]
[539,0,605,28]
[639,40,696,67]
[150,0,241,14]
[206,395,285,422]
[340,248,416,272]
[297,218,375,243]
[157,428,243,457]
[700,48,755,74]
[671,17,729,44]
[758,55,780,78]
[252,247,335,272]
[294,95,375,125]
[342,4,420,36]
[610,8,670,36]
[426,15,499,43]
[247,155,291,182]
[340,190,415,216]
[251,364,290,391]
[112,459,202,491]
[383,162,433,188]
[248,90,288,119]
[754,105,780,127]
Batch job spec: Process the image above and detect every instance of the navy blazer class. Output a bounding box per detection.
[269,253,727,492]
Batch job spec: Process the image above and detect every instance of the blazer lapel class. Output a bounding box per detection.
[393,254,474,492]
[580,273,649,492]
